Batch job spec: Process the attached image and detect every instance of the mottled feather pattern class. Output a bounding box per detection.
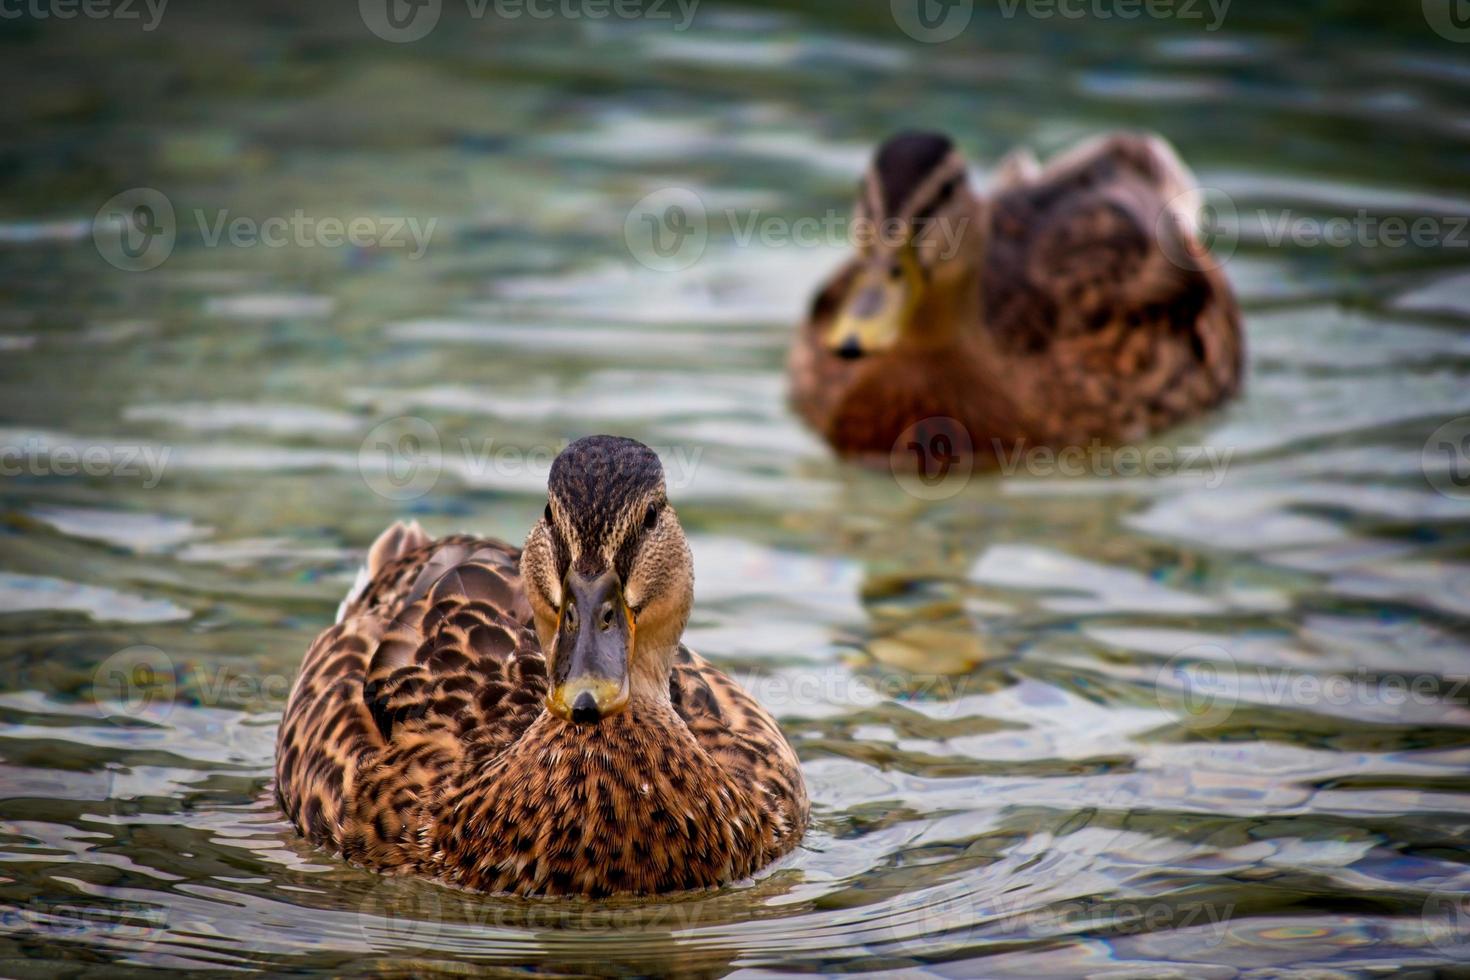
[276,525,808,896]
[791,132,1242,458]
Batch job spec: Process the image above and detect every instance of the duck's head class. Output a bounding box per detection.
[829,130,981,360]
[521,435,694,725]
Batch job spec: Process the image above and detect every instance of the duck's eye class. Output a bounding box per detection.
[888,263,903,281]
[643,502,660,531]
[544,503,553,523]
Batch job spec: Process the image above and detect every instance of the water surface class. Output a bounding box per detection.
[2,1,1469,974]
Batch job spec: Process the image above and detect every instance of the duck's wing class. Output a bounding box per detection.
[669,647,809,844]
[275,524,546,867]
[985,133,1243,438]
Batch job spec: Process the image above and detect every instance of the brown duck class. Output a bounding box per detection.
[789,130,1243,463]
[275,436,808,897]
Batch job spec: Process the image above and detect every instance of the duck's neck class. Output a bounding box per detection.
[903,197,990,352]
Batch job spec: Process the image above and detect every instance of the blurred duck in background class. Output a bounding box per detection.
[789,130,1243,464]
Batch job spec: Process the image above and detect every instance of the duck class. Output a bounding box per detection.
[275,435,808,897]
[789,130,1243,463]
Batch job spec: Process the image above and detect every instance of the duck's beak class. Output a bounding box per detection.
[547,571,633,725]
[826,251,924,359]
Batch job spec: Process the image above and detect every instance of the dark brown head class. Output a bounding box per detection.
[831,130,982,359]
[521,436,694,725]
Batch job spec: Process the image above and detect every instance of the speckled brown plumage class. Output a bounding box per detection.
[790,131,1243,462]
[275,439,808,897]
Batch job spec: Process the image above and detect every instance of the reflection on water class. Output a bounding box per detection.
[2,0,1469,973]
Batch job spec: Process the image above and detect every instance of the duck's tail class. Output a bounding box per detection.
[335,520,431,623]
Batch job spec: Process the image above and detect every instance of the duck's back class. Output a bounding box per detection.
[275,525,548,869]
[982,133,1243,443]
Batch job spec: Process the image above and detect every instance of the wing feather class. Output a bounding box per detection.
[277,528,546,865]
[984,133,1242,438]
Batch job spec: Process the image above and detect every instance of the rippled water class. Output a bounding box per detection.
[3,1,1470,974]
